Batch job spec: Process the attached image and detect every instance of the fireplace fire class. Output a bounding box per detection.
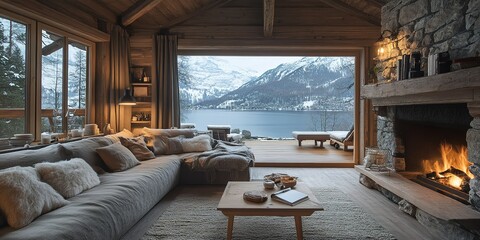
[415,143,473,203]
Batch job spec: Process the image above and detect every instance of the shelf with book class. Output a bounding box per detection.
[129,66,153,130]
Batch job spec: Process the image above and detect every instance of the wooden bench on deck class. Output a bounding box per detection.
[292,131,330,147]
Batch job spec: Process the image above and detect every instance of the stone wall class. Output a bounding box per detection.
[376,107,405,169]
[376,0,480,82]
[468,117,480,211]
[376,3,480,210]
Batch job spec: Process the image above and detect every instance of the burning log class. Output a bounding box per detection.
[425,167,471,193]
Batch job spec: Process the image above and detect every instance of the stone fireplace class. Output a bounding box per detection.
[376,103,476,204]
[357,0,480,237]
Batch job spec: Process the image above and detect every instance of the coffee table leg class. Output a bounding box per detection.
[227,215,234,240]
[294,216,303,240]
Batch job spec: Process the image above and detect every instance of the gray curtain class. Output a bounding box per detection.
[154,34,180,128]
[107,25,130,132]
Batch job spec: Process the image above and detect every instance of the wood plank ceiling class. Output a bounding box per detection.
[38,0,386,53]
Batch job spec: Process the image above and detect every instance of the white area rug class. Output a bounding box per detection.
[143,187,396,239]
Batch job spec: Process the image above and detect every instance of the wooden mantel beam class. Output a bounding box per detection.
[318,0,381,26]
[121,0,165,27]
[263,0,275,37]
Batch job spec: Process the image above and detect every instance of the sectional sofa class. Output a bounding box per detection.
[0,129,254,240]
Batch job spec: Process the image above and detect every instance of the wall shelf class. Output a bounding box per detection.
[131,121,150,124]
[129,65,153,130]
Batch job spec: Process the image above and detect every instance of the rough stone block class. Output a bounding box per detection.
[359,173,376,189]
[467,128,480,164]
[433,19,466,43]
[470,118,480,129]
[450,31,473,49]
[431,0,442,13]
[391,193,402,204]
[469,164,480,177]
[430,41,449,55]
[425,10,448,33]
[470,190,480,211]
[399,0,428,25]
[398,199,416,216]
[416,209,477,239]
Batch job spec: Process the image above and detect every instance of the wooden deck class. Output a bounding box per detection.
[244,139,354,167]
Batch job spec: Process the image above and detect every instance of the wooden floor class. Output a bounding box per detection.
[123,168,442,240]
[245,139,354,167]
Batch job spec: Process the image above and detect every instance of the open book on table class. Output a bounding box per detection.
[271,188,309,206]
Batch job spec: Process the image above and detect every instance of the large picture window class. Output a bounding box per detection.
[0,16,27,138]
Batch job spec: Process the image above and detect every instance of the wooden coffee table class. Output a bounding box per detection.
[217,181,323,240]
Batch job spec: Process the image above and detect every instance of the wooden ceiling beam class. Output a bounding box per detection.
[77,0,117,23]
[318,0,380,26]
[121,0,165,27]
[263,0,275,37]
[162,0,234,29]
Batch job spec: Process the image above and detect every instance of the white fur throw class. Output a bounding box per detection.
[182,135,212,153]
[35,158,100,198]
[0,166,68,229]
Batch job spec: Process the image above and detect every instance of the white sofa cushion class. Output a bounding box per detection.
[0,166,68,229]
[35,158,100,199]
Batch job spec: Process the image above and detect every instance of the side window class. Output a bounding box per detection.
[40,29,90,134]
[67,41,88,131]
[0,16,27,138]
[41,30,64,133]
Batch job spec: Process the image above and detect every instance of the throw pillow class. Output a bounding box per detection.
[62,138,112,173]
[96,143,140,172]
[0,166,68,229]
[105,129,134,143]
[35,158,101,199]
[182,135,212,153]
[119,136,155,161]
[152,135,184,155]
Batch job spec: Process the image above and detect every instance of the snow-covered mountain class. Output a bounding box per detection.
[194,57,355,111]
[179,56,257,104]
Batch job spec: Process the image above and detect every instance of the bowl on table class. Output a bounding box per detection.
[280,176,298,188]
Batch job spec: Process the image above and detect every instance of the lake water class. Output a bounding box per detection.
[182,109,353,138]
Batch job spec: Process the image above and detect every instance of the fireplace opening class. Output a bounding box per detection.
[412,143,473,204]
[393,104,473,203]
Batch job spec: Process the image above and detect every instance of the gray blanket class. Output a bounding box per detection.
[183,141,254,172]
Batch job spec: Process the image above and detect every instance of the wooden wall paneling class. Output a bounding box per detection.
[272,26,379,39]
[162,0,235,29]
[74,0,118,23]
[178,38,376,51]
[172,26,264,39]
[318,0,380,26]
[263,0,275,37]
[341,0,381,16]
[0,0,109,42]
[37,0,98,27]
[181,7,262,26]
[274,8,374,26]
